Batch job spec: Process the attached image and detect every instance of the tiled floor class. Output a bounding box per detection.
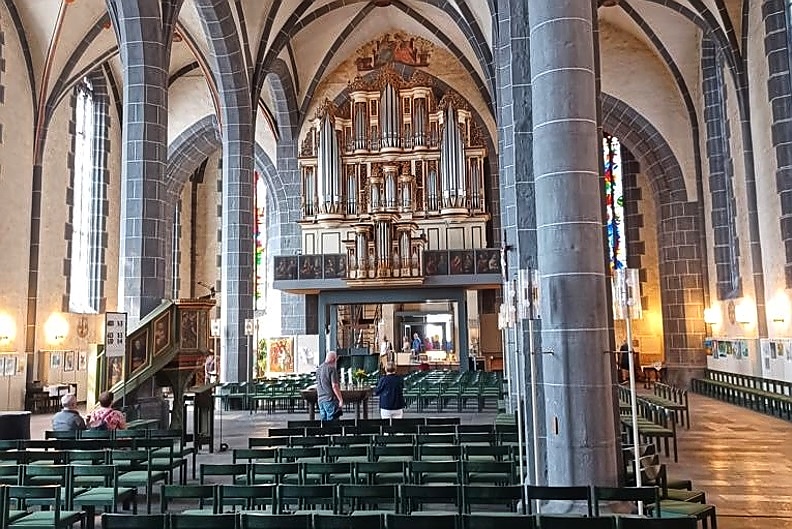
[29,392,792,528]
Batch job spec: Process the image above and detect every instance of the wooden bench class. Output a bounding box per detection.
[692,369,792,420]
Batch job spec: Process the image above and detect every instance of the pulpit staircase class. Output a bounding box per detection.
[95,298,215,429]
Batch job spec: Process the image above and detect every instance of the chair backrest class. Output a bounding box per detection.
[374,434,413,446]
[372,445,415,461]
[250,462,300,484]
[233,448,277,464]
[593,486,661,517]
[314,513,383,529]
[8,484,61,518]
[354,461,406,484]
[249,437,289,449]
[200,463,249,485]
[539,515,617,529]
[399,484,461,514]
[71,464,117,487]
[66,449,109,464]
[425,417,460,426]
[301,462,353,483]
[218,484,276,510]
[0,464,22,485]
[415,433,456,445]
[525,485,593,516]
[386,513,458,529]
[277,446,322,462]
[45,430,79,440]
[161,484,217,513]
[462,514,536,529]
[170,513,239,529]
[619,518,697,529]
[409,460,460,484]
[461,460,516,483]
[102,514,167,529]
[418,444,463,460]
[338,484,397,512]
[241,513,311,529]
[463,484,523,513]
[277,484,337,513]
[324,445,369,462]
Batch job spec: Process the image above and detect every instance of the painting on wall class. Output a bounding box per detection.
[475,249,501,275]
[77,351,87,371]
[106,356,123,389]
[63,351,75,372]
[153,311,172,357]
[128,329,149,375]
[423,251,448,276]
[2,356,16,377]
[50,352,61,370]
[323,254,347,279]
[180,311,199,350]
[267,337,295,374]
[274,257,298,280]
[449,251,475,275]
[295,335,319,374]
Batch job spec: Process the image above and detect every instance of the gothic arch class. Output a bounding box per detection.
[602,92,707,386]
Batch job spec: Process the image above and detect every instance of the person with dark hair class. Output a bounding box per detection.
[86,391,126,430]
[375,363,405,419]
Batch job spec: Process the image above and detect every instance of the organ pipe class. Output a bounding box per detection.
[380,84,399,149]
[317,115,342,214]
[413,97,426,147]
[440,105,466,209]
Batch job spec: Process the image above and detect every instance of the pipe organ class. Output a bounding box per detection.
[298,69,490,283]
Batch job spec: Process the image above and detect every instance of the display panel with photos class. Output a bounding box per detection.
[50,352,61,370]
[2,356,16,376]
[77,351,87,371]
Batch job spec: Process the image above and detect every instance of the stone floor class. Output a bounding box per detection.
[29,392,792,528]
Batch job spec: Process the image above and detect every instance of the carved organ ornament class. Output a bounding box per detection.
[299,66,488,282]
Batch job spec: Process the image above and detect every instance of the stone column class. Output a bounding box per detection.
[108,0,170,325]
[530,0,619,486]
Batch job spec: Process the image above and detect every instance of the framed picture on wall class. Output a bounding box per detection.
[63,351,75,372]
[153,311,172,357]
[77,351,87,371]
[106,356,123,389]
[3,356,16,377]
[128,329,150,375]
[50,352,61,370]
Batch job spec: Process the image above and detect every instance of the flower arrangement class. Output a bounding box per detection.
[352,368,368,382]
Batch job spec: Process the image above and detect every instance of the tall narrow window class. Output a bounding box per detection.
[255,172,267,311]
[68,75,107,313]
[603,134,626,271]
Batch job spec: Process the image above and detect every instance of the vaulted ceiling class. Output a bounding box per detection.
[3,0,748,144]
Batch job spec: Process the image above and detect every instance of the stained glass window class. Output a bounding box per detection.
[603,134,626,271]
[255,171,267,310]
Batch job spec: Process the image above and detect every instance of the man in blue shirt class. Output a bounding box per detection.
[411,332,422,354]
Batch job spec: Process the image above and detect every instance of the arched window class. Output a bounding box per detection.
[68,75,108,313]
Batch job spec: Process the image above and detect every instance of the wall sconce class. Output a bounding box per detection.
[703,307,720,326]
[45,313,69,345]
[0,313,15,343]
[734,302,754,325]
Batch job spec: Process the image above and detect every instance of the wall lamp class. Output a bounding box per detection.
[734,302,754,325]
[703,307,720,326]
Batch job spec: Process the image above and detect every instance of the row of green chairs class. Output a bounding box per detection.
[233,443,514,465]
[158,483,522,515]
[101,512,697,529]
[201,459,516,486]
[250,432,504,450]
[692,368,792,420]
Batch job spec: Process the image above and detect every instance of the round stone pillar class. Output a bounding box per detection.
[529,0,619,486]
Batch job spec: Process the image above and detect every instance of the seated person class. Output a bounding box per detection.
[86,391,127,430]
[51,394,86,432]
